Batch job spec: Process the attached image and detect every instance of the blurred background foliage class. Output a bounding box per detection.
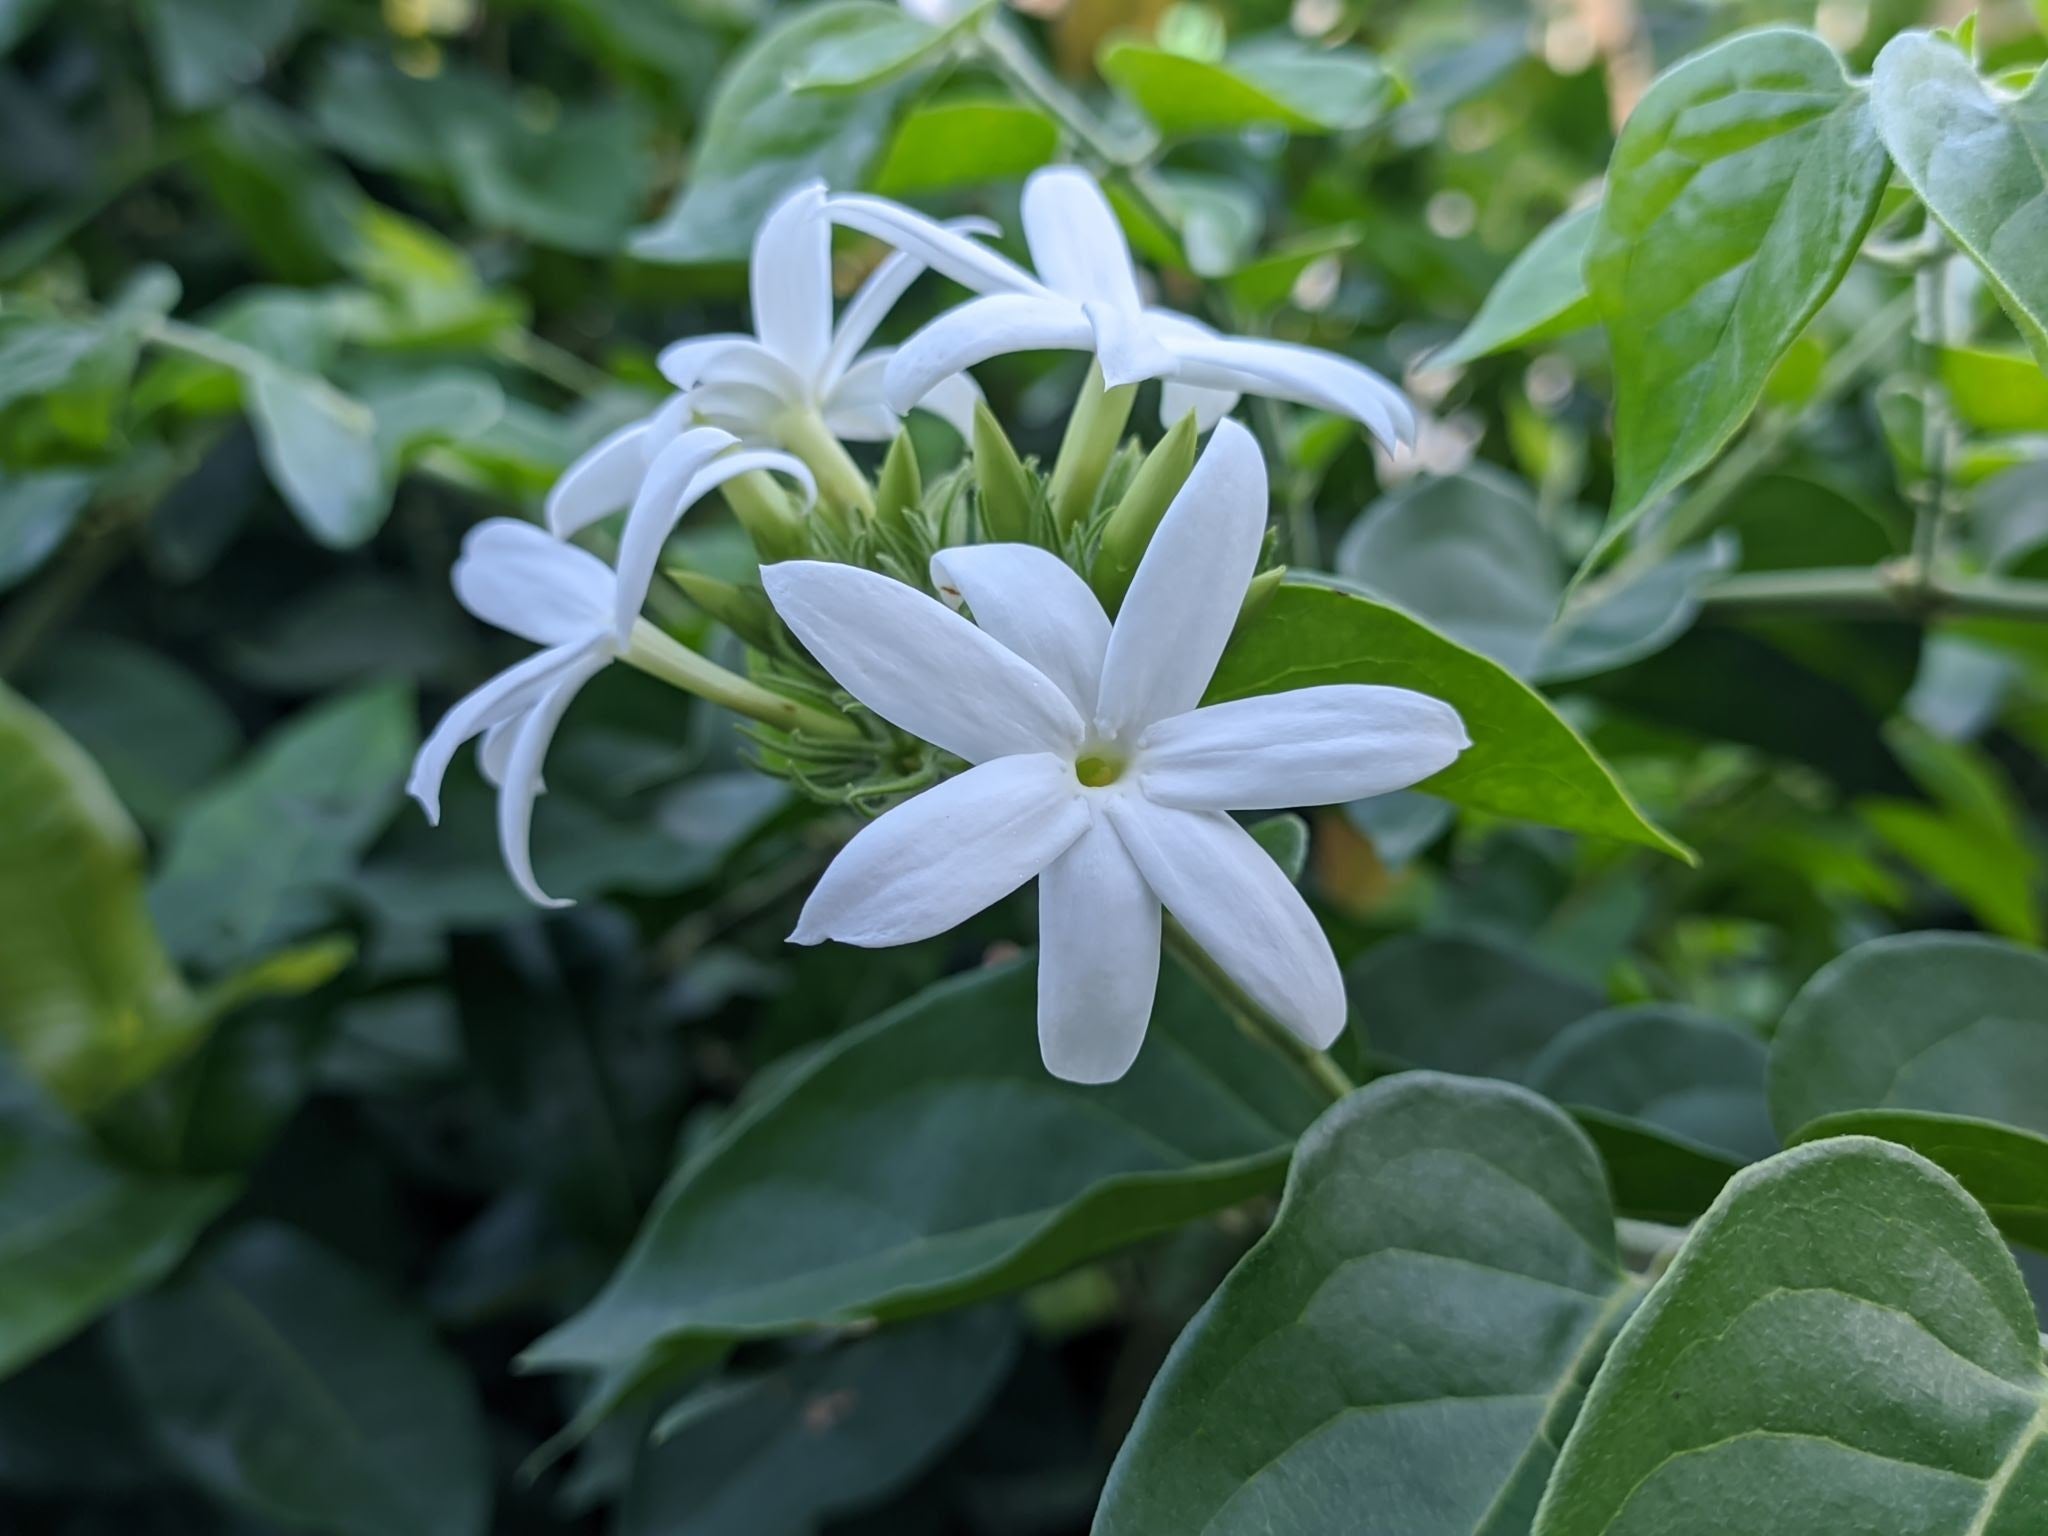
[3,0,2047,1531]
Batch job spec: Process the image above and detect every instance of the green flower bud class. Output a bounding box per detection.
[1092,410,1198,612]
[971,399,1038,543]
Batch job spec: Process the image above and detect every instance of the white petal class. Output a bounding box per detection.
[881,293,1091,414]
[547,421,650,537]
[762,561,1085,762]
[1093,417,1267,739]
[1159,377,1238,432]
[1037,815,1160,1083]
[497,649,611,909]
[612,430,786,640]
[750,182,833,378]
[1157,319,1420,450]
[791,753,1089,946]
[687,343,808,433]
[827,193,1043,298]
[1105,797,1346,1049]
[453,519,613,646]
[914,370,981,436]
[1021,166,1143,310]
[1139,686,1469,811]
[817,215,1001,387]
[929,544,1110,717]
[819,352,902,441]
[1083,300,1177,390]
[406,641,592,821]
[657,335,750,391]
[478,717,520,788]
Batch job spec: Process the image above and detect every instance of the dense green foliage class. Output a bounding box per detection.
[4,0,2048,1532]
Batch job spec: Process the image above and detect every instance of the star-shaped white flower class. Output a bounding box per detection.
[761,419,1467,1083]
[414,428,810,906]
[547,185,979,532]
[825,165,1420,448]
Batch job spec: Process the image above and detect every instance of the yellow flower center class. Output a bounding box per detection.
[1074,751,1125,788]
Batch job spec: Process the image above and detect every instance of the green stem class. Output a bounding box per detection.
[1047,362,1136,530]
[624,622,862,741]
[722,470,812,564]
[1909,246,1953,583]
[494,330,616,399]
[1164,924,1355,1103]
[776,409,874,519]
[1697,566,2048,623]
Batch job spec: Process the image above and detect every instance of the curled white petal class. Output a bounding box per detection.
[819,353,902,442]
[1037,815,1160,1083]
[497,648,612,909]
[929,544,1110,718]
[548,421,651,537]
[1083,300,1178,390]
[453,519,614,647]
[827,193,1044,298]
[656,335,750,392]
[611,429,782,641]
[1139,686,1469,810]
[407,640,596,823]
[1153,313,1419,450]
[881,292,1091,414]
[791,753,1089,946]
[818,215,1002,388]
[1105,797,1347,1049]
[1159,377,1238,432]
[763,560,1086,762]
[1093,418,1267,739]
[1020,166,1145,310]
[750,182,833,380]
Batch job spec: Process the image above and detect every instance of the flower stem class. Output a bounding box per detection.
[776,409,874,519]
[1698,566,2048,622]
[721,471,812,564]
[1908,241,1954,585]
[1048,362,1136,531]
[624,622,861,741]
[1163,925,1355,1104]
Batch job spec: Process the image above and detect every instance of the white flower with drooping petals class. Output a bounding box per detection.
[413,428,811,906]
[547,185,979,533]
[825,165,1420,447]
[761,419,1467,1083]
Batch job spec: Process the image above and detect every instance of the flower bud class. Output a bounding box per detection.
[667,567,780,652]
[874,429,923,537]
[971,400,1038,543]
[1092,409,1197,612]
[722,470,811,564]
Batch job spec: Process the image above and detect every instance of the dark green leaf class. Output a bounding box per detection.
[1534,1138,2048,1536]
[1209,582,1692,859]
[0,470,91,592]
[150,684,415,972]
[634,2,928,265]
[0,1057,233,1379]
[787,3,971,92]
[1873,32,2048,369]
[1349,932,1602,1080]
[1588,29,1888,544]
[1097,1074,1642,1536]
[245,364,389,548]
[1435,203,1598,367]
[115,1223,491,1536]
[1098,35,1398,138]
[139,0,303,112]
[623,1309,1017,1536]
[0,684,200,1113]
[525,960,1324,1381]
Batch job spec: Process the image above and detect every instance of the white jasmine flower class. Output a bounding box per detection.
[826,166,1420,448]
[761,419,1466,1083]
[548,185,979,530]
[414,429,810,906]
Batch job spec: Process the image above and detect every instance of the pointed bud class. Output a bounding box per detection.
[1092,410,1198,612]
[971,399,1038,543]
[667,567,780,652]
[721,470,811,564]
[1238,563,1287,627]
[1047,362,1137,532]
[875,429,923,536]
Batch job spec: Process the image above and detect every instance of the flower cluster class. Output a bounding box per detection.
[411,164,1466,1081]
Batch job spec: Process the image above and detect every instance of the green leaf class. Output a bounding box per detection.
[115,1223,492,1536]
[634,2,928,265]
[787,2,979,92]
[525,959,1324,1381]
[1435,203,1598,367]
[1769,931,2048,1247]
[1348,933,1603,1081]
[0,684,201,1114]
[1941,345,2048,433]
[1096,1074,1643,1536]
[443,98,651,255]
[623,1310,1017,1535]
[1099,34,1399,138]
[1526,1005,1777,1222]
[149,684,416,973]
[1207,581,1692,860]
[1588,29,1889,543]
[244,363,389,548]
[1533,1137,2048,1536]
[1873,31,2048,370]
[0,470,92,593]
[873,98,1059,197]
[138,0,303,112]
[0,1057,233,1380]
